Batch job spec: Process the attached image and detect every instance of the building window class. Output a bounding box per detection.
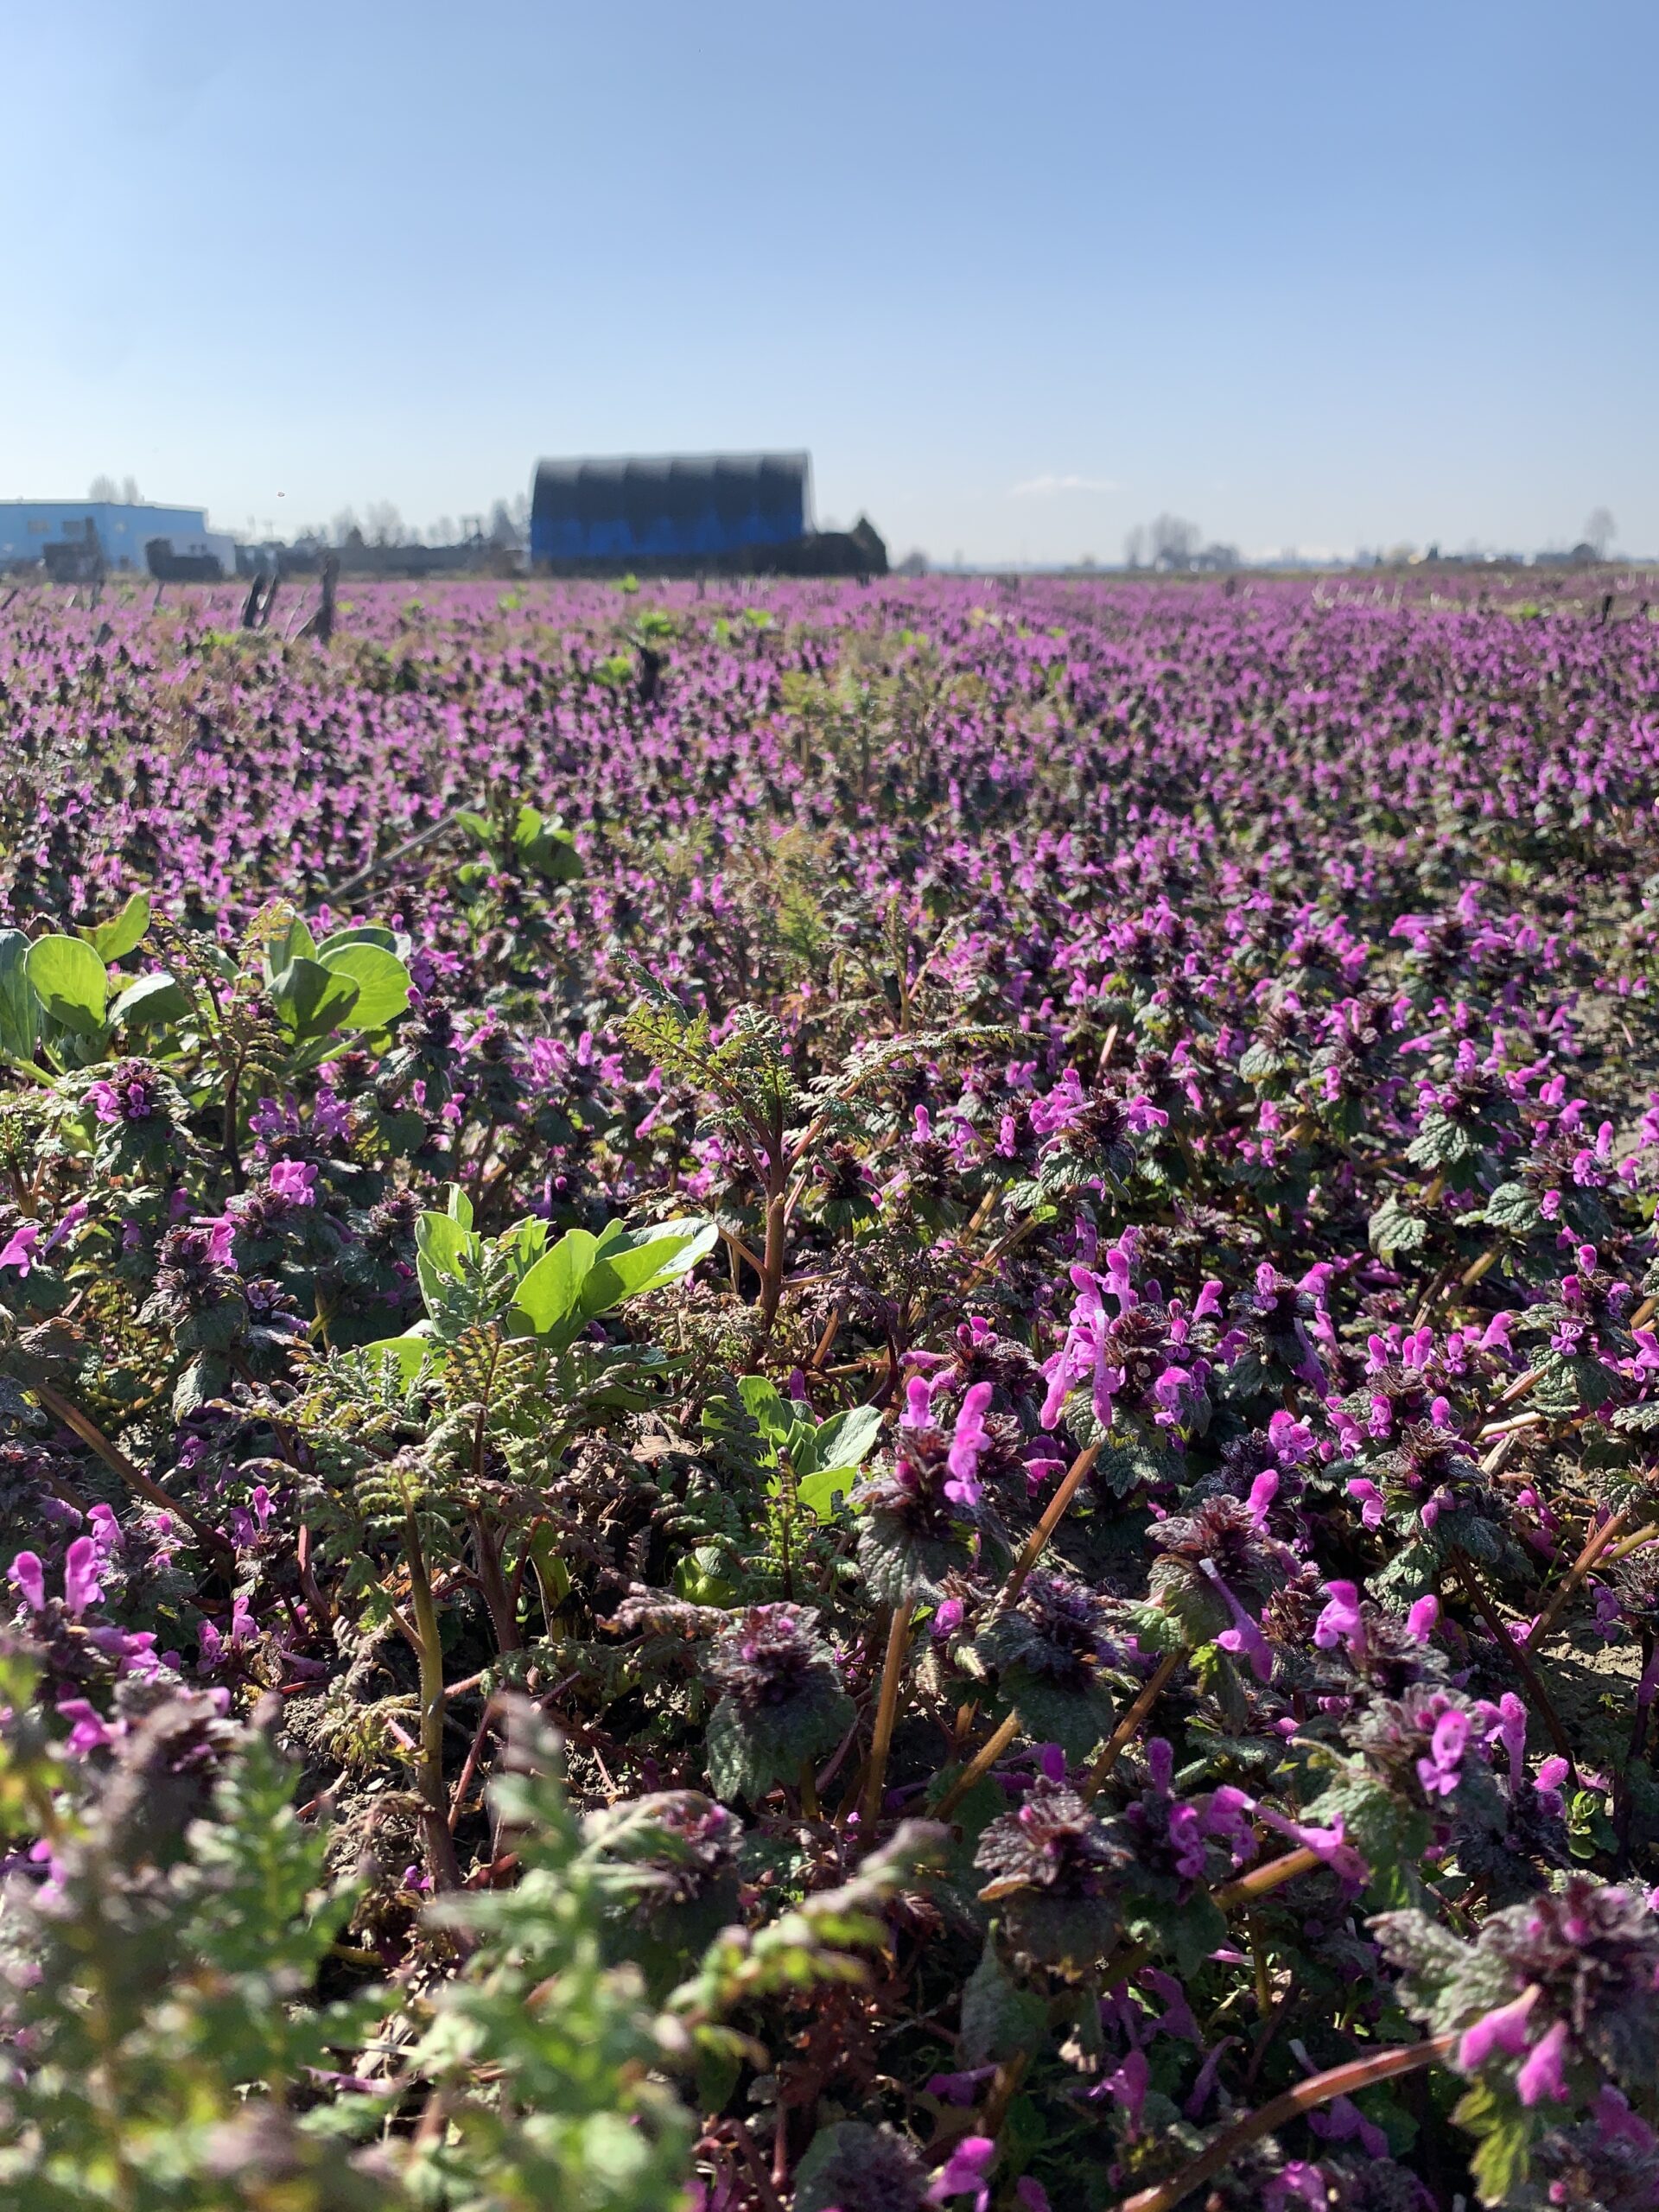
[26,519,49,536]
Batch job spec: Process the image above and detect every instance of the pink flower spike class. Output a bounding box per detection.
[9,1551,46,1611]
[1345,1476,1385,1529]
[0,1223,40,1277]
[55,1698,113,1754]
[1103,2049,1151,2131]
[945,1381,994,1507]
[1014,2183,1052,2212]
[928,2133,995,2207]
[1516,2017,1571,2107]
[62,1535,102,1619]
[1406,1594,1440,1643]
[901,1375,935,1430]
[1313,1580,1363,1653]
[1455,1985,1538,2071]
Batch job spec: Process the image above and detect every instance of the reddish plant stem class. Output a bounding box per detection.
[1449,1549,1578,1781]
[446,1694,504,1833]
[1114,2033,1456,2212]
[1526,1502,1632,1649]
[34,1380,234,1565]
[404,1512,462,1891]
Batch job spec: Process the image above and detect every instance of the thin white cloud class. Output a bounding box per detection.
[1009,473,1120,499]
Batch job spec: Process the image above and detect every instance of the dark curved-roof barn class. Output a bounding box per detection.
[530,452,812,566]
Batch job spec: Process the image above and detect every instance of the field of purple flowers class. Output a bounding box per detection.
[1,570,1658,2211]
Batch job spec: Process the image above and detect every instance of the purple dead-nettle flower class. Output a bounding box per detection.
[944,1381,995,1510]
[943,1313,1039,1398]
[1225,1262,1328,1392]
[971,1567,1126,1757]
[9,1549,46,1613]
[1148,1494,1294,1678]
[265,1157,319,1208]
[790,2120,931,2212]
[1349,1682,1495,1815]
[1531,2089,1659,2212]
[143,1223,245,1327]
[704,1604,839,1714]
[855,1380,1004,1601]
[976,1777,1134,1906]
[701,1603,855,1802]
[0,1221,40,1278]
[584,1789,743,1924]
[1355,1420,1512,1548]
[1379,1876,1659,2113]
[86,1060,160,1125]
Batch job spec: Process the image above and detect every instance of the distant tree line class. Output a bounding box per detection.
[1122,514,1239,572]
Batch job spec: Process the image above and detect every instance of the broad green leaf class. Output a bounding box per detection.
[445,1185,474,1229]
[796,1465,857,1521]
[498,1215,550,1278]
[25,936,107,1035]
[315,924,399,958]
[415,1210,480,1312]
[262,913,318,980]
[270,957,359,1042]
[737,1374,792,1446]
[585,1216,716,1304]
[80,890,150,964]
[0,931,41,1059]
[510,803,582,884]
[320,941,410,1030]
[509,1228,599,1341]
[111,969,190,1029]
[810,1404,884,1475]
[359,1332,444,1388]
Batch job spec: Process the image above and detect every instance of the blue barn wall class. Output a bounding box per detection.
[531,453,812,566]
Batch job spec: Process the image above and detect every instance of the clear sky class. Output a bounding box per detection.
[2,2,1654,565]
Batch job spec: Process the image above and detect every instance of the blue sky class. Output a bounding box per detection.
[2,2,1654,563]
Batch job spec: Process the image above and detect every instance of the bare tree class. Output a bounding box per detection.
[120,476,141,505]
[332,508,360,548]
[87,474,118,502]
[1585,507,1616,559]
[1123,523,1148,570]
[1149,514,1201,569]
[364,501,404,548]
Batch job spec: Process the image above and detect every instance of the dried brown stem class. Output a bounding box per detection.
[1449,1549,1577,1780]
[1003,1440,1102,1600]
[1083,1647,1184,1800]
[935,1707,1022,1820]
[860,1604,912,1830]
